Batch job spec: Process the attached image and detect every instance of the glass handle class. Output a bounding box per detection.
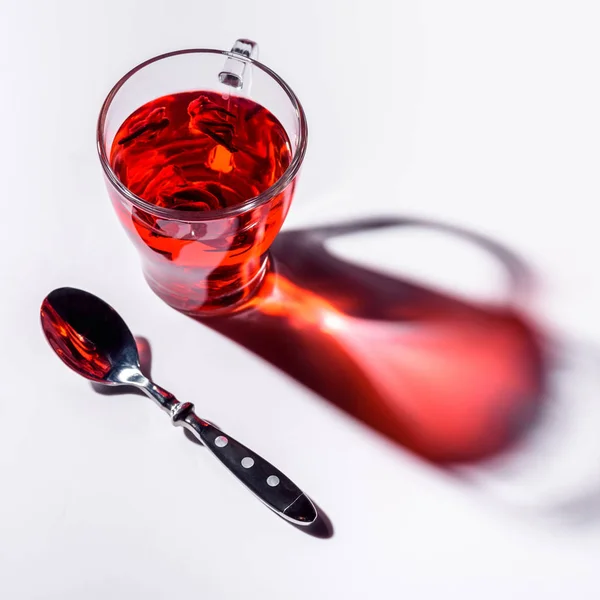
[219,38,259,90]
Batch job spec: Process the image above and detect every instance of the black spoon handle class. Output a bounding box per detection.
[173,403,317,525]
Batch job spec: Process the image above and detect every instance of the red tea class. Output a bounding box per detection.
[110,91,291,210]
[108,91,294,313]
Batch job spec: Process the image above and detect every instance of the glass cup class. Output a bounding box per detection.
[97,40,307,315]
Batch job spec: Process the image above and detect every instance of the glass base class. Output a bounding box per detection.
[144,255,270,318]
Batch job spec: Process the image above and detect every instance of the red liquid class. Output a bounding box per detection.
[108,91,294,313]
[40,299,112,381]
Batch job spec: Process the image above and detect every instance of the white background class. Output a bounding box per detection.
[1,1,600,598]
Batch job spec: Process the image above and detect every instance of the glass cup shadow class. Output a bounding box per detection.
[193,217,546,464]
[191,217,600,523]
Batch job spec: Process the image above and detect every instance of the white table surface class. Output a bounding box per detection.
[2,1,600,598]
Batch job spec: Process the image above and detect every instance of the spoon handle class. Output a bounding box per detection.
[174,404,317,525]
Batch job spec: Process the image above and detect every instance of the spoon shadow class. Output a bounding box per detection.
[289,499,334,538]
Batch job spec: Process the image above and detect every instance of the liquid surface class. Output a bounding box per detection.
[110,91,292,211]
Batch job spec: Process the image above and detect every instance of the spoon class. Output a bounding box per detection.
[40,287,317,526]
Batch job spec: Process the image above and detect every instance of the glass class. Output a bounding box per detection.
[97,40,307,315]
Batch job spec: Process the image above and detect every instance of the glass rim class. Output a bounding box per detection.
[97,48,308,222]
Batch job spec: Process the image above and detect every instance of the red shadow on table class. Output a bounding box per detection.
[194,218,546,464]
